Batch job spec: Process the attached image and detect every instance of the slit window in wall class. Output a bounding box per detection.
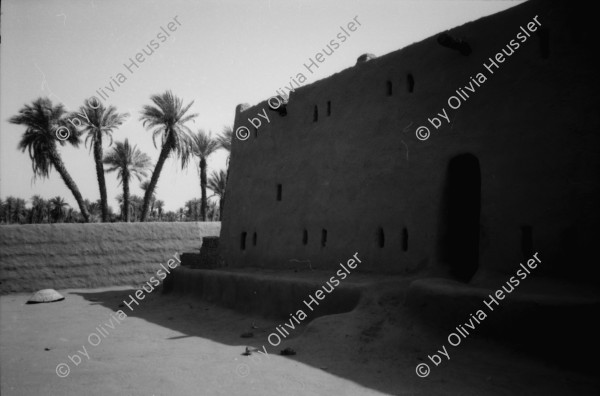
[407,74,415,93]
[303,229,308,245]
[521,225,533,259]
[378,227,385,248]
[313,105,319,122]
[402,227,408,251]
[241,232,247,251]
[327,101,331,116]
[321,229,327,247]
[386,80,392,96]
[276,184,282,201]
[537,27,549,59]
[252,232,257,246]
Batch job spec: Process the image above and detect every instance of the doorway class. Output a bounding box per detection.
[440,153,481,282]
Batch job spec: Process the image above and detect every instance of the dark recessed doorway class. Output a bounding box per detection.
[440,153,481,282]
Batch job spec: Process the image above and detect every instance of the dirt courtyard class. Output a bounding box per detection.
[1,282,597,396]
[1,287,392,396]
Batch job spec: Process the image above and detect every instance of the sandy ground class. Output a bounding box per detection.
[0,287,390,396]
[1,283,598,396]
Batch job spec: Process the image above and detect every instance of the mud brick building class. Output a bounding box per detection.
[221,0,599,285]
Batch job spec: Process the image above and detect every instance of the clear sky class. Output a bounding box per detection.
[0,0,523,213]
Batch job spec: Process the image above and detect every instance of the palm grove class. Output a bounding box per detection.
[2,91,231,224]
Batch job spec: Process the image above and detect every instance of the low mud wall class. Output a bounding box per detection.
[0,222,220,294]
[166,267,361,320]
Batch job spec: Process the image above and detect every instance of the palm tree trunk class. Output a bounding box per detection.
[123,172,130,222]
[94,134,109,222]
[141,138,172,222]
[219,197,224,221]
[6,202,12,224]
[200,158,207,221]
[221,168,229,220]
[49,150,91,222]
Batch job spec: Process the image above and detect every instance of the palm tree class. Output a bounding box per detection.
[208,169,227,220]
[139,90,197,221]
[217,125,233,211]
[115,194,134,221]
[2,196,15,224]
[191,130,218,221]
[9,98,90,222]
[217,125,233,153]
[207,200,220,221]
[129,195,144,222]
[12,198,27,224]
[184,198,202,221]
[30,195,45,223]
[103,139,152,222]
[155,200,164,221]
[164,211,178,222]
[0,199,6,224]
[140,180,157,219]
[184,200,194,221]
[45,199,53,223]
[0,196,26,224]
[115,194,125,218]
[65,207,75,223]
[85,199,102,222]
[49,196,69,223]
[74,102,129,222]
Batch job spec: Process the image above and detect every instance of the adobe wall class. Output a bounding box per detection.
[221,0,600,283]
[0,222,221,294]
